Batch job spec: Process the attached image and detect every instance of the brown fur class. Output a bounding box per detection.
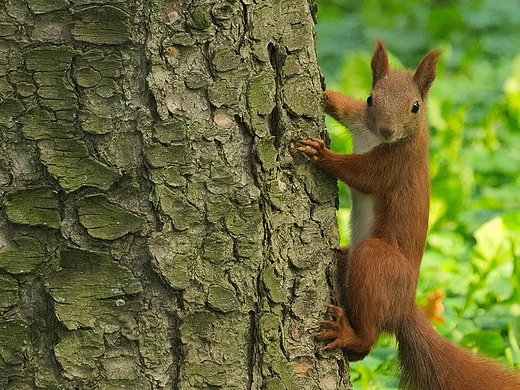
[296,39,520,389]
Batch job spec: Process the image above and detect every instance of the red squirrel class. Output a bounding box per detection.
[296,39,520,390]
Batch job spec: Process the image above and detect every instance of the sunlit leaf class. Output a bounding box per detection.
[472,217,510,264]
[351,361,377,390]
[504,212,520,232]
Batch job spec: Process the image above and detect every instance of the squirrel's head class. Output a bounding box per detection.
[365,39,442,143]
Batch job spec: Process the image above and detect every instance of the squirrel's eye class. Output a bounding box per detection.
[367,95,373,107]
[412,101,420,113]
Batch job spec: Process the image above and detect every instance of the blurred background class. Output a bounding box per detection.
[314,0,520,388]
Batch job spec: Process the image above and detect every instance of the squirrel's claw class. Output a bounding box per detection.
[294,138,326,161]
[315,305,351,350]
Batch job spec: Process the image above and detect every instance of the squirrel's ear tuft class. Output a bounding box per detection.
[413,50,442,99]
[371,38,389,88]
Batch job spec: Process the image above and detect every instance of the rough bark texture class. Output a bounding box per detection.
[0,0,350,389]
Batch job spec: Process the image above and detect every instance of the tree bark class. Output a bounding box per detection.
[0,0,350,389]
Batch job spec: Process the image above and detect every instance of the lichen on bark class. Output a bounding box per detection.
[5,186,60,228]
[77,194,143,240]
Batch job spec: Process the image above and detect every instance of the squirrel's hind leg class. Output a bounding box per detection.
[317,238,416,359]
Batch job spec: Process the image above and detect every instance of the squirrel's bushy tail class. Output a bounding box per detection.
[397,306,520,390]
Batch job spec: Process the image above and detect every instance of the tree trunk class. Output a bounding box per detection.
[0,0,350,389]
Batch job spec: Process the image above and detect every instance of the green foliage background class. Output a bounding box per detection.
[314,0,520,388]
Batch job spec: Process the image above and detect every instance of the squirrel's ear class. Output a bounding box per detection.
[371,39,389,87]
[413,50,442,99]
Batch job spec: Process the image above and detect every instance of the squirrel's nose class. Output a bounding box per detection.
[379,127,395,141]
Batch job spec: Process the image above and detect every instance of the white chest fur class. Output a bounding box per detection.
[348,124,382,246]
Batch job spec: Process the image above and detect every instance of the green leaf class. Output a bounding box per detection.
[507,318,520,367]
[472,217,510,265]
[338,52,373,98]
[428,5,463,38]
[460,330,505,358]
[503,212,520,231]
[351,361,377,390]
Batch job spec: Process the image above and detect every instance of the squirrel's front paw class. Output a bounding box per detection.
[295,138,326,162]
